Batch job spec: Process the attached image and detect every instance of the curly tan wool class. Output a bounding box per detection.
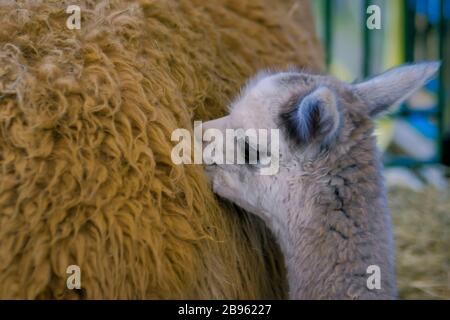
[0,0,323,299]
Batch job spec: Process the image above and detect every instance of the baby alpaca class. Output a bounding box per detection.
[202,62,440,299]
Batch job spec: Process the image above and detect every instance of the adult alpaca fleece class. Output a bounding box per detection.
[0,0,323,299]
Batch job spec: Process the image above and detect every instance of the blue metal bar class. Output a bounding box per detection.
[438,0,447,162]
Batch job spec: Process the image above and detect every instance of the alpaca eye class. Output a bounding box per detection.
[244,139,259,165]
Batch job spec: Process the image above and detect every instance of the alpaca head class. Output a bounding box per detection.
[201,62,439,231]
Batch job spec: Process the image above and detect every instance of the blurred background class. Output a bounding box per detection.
[312,0,450,299]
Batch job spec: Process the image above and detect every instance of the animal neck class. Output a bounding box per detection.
[277,150,395,299]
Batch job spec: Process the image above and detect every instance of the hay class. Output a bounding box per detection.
[390,186,450,300]
[0,0,323,299]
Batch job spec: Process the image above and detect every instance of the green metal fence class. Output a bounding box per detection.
[313,0,449,167]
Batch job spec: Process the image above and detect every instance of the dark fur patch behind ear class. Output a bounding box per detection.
[280,87,341,148]
[280,98,321,145]
[279,97,306,147]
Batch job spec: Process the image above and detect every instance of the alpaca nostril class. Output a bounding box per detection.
[203,152,215,165]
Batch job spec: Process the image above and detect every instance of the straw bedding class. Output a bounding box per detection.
[390,186,450,300]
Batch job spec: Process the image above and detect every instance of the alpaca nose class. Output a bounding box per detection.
[195,116,229,143]
[203,116,229,134]
[195,116,229,165]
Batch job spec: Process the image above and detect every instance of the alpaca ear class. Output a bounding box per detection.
[288,86,341,146]
[354,61,440,117]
